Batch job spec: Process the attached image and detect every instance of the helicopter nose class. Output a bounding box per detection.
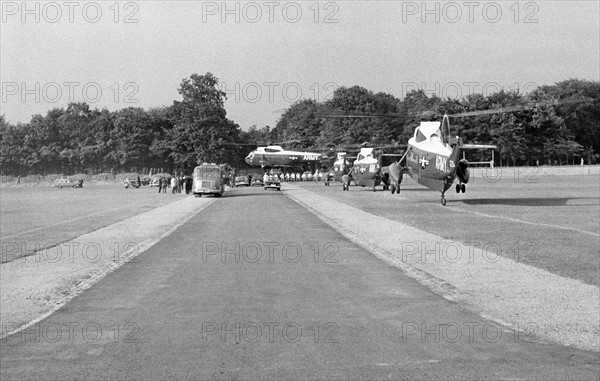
[245,153,253,165]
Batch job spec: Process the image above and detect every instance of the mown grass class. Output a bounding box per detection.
[296,173,600,286]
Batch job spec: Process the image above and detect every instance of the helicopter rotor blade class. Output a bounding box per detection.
[448,106,528,118]
[223,138,310,147]
[371,144,407,150]
[447,97,593,118]
[318,97,593,121]
[317,112,414,119]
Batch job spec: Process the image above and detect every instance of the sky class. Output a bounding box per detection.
[1,0,599,130]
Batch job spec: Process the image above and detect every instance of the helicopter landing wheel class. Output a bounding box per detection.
[461,184,466,193]
[456,184,461,193]
[441,196,447,206]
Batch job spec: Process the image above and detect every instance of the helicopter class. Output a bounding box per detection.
[324,145,404,191]
[350,146,406,191]
[391,114,496,205]
[325,152,354,185]
[244,145,324,168]
[388,101,593,205]
[239,138,343,175]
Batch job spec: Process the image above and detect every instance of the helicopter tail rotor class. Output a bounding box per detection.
[322,143,338,160]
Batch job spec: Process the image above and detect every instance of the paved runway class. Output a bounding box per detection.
[1,187,598,380]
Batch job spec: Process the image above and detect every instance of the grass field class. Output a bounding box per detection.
[295,173,600,287]
[1,184,187,263]
[2,175,598,287]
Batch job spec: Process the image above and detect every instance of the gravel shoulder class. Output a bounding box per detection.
[1,196,216,338]
[283,183,600,352]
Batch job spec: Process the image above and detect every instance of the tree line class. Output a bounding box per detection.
[1,73,247,177]
[1,75,598,177]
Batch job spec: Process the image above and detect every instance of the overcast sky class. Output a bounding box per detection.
[1,0,598,129]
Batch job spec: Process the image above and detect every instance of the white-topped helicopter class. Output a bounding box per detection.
[389,114,496,205]
[244,145,323,168]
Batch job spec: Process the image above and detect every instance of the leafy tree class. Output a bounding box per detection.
[272,99,323,148]
[240,125,272,144]
[319,86,403,147]
[536,79,600,164]
[109,107,156,170]
[87,109,116,172]
[168,73,242,169]
[147,106,175,171]
[0,119,39,177]
[30,109,68,173]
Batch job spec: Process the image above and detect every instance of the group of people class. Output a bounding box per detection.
[157,176,193,194]
[232,170,328,184]
[270,171,326,182]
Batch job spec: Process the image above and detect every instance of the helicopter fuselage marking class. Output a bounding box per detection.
[303,155,320,161]
[436,155,447,171]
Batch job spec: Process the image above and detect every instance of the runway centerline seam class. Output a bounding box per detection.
[444,206,600,237]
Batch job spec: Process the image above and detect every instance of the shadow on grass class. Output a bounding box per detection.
[459,197,599,207]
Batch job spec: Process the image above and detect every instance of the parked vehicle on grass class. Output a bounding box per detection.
[53,178,83,188]
[124,178,140,189]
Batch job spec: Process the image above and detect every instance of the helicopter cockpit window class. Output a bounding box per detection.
[264,148,281,153]
[415,129,426,143]
[430,133,443,145]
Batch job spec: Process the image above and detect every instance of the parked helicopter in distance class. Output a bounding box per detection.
[244,145,324,168]
[326,146,404,191]
[325,152,353,186]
